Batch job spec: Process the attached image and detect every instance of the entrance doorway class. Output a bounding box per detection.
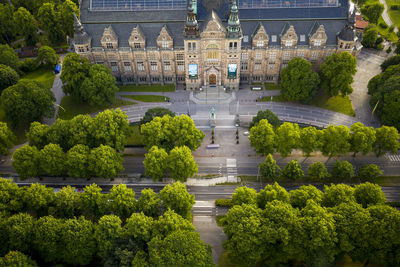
[209,74,216,85]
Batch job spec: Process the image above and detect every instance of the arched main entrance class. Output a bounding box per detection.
[209,74,216,85]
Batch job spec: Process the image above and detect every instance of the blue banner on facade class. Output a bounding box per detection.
[228,63,237,79]
[188,64,198,79]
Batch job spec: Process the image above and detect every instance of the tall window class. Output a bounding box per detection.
[124,62,132,72]
[269,52,276,61]
[164,61,171,71]
[256,40,264,47]
[106,43,113,49]
[110,62,118,72]
[162,54,170,60]
[206,44,219,60]
[137,62,144,71]
[177,53,184,60]
[134,43,141,48]
[314,39,322,46]
[177,61,185,71]
[150,62,158,71]
[254,62,261,70]
[285,40,293,47]
[255,53,262,60]
[162,41,169,48]
[311,52,318,61]
[241,62,248,70]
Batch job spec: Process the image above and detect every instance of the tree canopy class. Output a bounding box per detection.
[0,64,19,92]
[249,109,281,129]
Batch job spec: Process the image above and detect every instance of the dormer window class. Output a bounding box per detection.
[314,39,322,46]
[256,40,264,47]
[134,43,141,48]
[134,36,138,40]
[285,40,293,47]
[106,37,110,41]
[106,43,113,49]
[300,35,306,42]
[271,35,277,42]
[162,41,169,48]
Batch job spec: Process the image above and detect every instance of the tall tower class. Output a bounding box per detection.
[227,0,242,39]
[183,1,199,38]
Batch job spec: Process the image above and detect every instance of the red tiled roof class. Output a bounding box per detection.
[355,20,369,29]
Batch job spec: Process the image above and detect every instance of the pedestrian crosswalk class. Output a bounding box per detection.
[226,158,238,182]
[386,154,400,162]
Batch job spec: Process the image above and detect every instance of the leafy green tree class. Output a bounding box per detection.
[90,109,130,151]
[37,3,65,45]
[132,250,149,267]
[137,188,161,217]
[148,230,214,267]
[39,143,65,176]
[7,213,35,254]
[380,89,400,129]
[0,44,19,71]
[168,146,198,182]
[0,5,16,45]
[13,7,38,46]
[88,145,124,178]
[81,64,118,106]
[60,0,79,37]
[0,64,19,92]
[330,202,371,262]
[0,122,15,155]
[123,212,154,244]
[108,184,136,220]
[153,209,195,238]
[12,145,41,179]
[60,53,90,99]
[249,109,281,129]
[298,202,337,265]
[319,125,351,156]
[275,122,300,157]
[380,55,400,71]
[160,182,195,220]
[67,114,93,148]
[361,3,384,24]
[358,164,383,182]
[322,184,355,207]
[364,205,400,265]
[259,154,280,181]
[307,161,330,182]
[361,25,378,48]
[231,186,257,206]
[222,204,265,266]
[22,183,55,216]
[47,119,71,151]
[249,119,276,155]
[19,58,38,73]
[33,216,64,264]
[354,182,386,208]
[282,160,304,180]
[143,146,168,181]
[256,182,289,209]
[320,51,357,96]
[79,184,106,219]
[350,122,376,156]
[280,57,320,103]
[373,126,400,156]
[0,251,38,267]
[36,46,59,69]
[330,160,355,181]
[61,217,96,266]
[52,185,79,218]
[0,179,23,213]
[299,126,320,157]
[141,115,205,151]
[95,215,122,259]
[66,144,90,178]
[1,81,55,127]
[290,185,323,209]
[27,122,50,150]
[140,107,175,124]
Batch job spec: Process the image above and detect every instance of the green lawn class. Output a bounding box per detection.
[385,0,400,28]
[118,84,175,92]
[264,82,281,90]
[311,93,355,116]
[20,68,56,89]
[121,95,170,102]
[363,0,398,42]
[126,124,144,147]
[57,96,134,120]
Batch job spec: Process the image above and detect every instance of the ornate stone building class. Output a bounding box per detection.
[74,0,361,90]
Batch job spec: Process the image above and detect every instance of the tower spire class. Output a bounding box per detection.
[227,0,241,38]
[184,1,199,38]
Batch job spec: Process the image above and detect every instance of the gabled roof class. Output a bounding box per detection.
[308,21,320,37]
[201,9,226,32]
[280,22,291,37]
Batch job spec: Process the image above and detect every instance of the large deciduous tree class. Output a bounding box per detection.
[22,183,55,216]
[231,186,257,206]
[350,122,376,156]
[249,109,281,129]
[361,3,384,24]
[167,146,198,182]
[330,160,355,181]
[256,182,289,209]
[13,7,38,46]
[319,125,351,156]
[52,185,80,218]
[140,107,175,124]
[289,185,323,209]
[259,154,280,181]
[0,64,19,92]
[36,46,59,69]
[12,145,41,179]
[307,161,329,182]
[60,0,79,37]
[320,51,357,96]
[37,3,65,45]
[0,122,15,155]
[0,251,38,267]
[137,188,161,217]
[143,146,168,181]
[88,145,124,178]
[354,182,386,208]
[280,57,320,103]
[94,215,122,259]
[249,119,276,155]
[275,122,300,157]
[361,25,378,48]
[39,143,65,176]
[282,160,304,180]
[27,121,50,150]
[107,184,136,220]
[60,53,90,99]
[373,126,400,156]
[358,164,383,182]
[159,182,195,220]
[299,126,320,157]
[0,44,19,71]
[1,81,55,127]
[322,184,355,207]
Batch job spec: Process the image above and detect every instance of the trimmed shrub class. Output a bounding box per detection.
[215,199,232,207]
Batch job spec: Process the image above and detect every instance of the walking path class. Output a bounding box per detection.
[379,0,397,31]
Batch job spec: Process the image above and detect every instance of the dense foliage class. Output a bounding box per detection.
[0,180,213,266]
[368,64,400,130]
[221,183,398,266]
[249,109,281,129]
[249,121,399,157]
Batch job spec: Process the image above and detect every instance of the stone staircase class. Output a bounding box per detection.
[190,86,236,104]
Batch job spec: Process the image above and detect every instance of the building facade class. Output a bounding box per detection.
[74,0,361,90]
